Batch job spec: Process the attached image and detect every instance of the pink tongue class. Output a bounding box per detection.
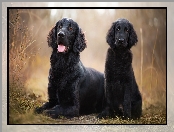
[57,45,66,52]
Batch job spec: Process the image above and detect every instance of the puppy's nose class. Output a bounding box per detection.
[118,38,124,43]
[58,32,65,38]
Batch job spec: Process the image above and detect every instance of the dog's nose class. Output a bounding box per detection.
[58,32,65,38]
[118,38,124,43]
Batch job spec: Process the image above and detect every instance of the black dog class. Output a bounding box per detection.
[35,18,104,118]
[98,18,142,119]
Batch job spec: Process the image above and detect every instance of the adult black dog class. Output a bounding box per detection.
[35,18,104,118]
[98,18,142,119]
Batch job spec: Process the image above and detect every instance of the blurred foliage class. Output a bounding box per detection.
[8,8,166,124]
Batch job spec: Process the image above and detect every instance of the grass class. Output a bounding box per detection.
[9,84,166,124]
[8,9,166,125]
[9,82,166,124]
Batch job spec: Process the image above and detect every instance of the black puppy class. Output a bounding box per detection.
[98,18,142,119]
[35,18,104,118]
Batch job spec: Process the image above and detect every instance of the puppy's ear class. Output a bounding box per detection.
[47,22,59,49]
[128,22,138,49]
[106,22,116,48]
[73,28,87,53]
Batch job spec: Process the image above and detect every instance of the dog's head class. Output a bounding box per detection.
[106,18,138,49]
[47,18,87,53]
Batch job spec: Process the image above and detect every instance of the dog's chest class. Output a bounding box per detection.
[105,50,133,84]
[57,87,73,105]
[109,57,130,75]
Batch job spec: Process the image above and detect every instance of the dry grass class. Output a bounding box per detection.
[9,83,166,124]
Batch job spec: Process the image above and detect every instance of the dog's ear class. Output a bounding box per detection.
[47,22,59,49]
[128,22,138,49]
[106,22,116,48]
[73,28,87,53]
[47,26,56,49]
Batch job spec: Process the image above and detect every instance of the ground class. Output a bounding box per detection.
[9,85,166,124]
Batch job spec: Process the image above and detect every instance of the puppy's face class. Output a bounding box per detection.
[55,18,79,53]
[106,18,138,49]
[114,19,130,48]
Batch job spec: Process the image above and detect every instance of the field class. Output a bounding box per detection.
[9,83,166,124]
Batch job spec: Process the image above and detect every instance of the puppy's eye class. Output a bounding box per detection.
[125,28,129,32]
[116,26,120,31]
[69,27,73,30]
[59,25,62,29]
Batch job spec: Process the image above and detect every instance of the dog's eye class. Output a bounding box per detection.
[125,28,129,32]
[69,27,73,30]
[116,26,120,31]
[59,25,62,29]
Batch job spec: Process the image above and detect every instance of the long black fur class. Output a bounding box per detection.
[98,18,142,119]
[35,18,104,118]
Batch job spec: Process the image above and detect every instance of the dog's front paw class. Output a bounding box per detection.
[35,106,44,114]
[97,113,105,119]
[34,102,50,114]
[44,110,58,119]
[97,110,110,119]
[122,110,131,120]
[43,105,61,119]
